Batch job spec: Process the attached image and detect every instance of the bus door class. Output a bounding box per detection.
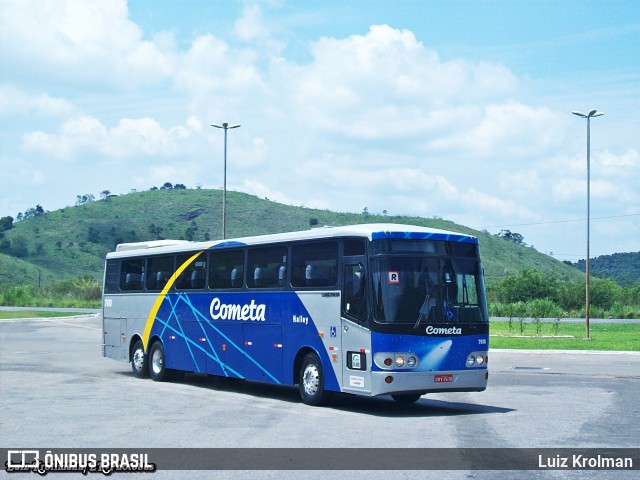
[341,261,372,394]
[206,323,244,379]
[243,324,284,383]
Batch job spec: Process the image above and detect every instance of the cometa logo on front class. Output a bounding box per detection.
[425,326,462,335]
[209,298,266,321]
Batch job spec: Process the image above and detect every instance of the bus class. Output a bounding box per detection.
[102,223,489,405]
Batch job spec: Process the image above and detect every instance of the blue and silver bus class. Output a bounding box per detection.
[102,224,489,405]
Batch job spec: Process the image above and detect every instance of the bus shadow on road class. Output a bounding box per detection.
[327,395,515,417]
[129,371,514,417]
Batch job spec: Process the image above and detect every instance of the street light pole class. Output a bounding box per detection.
[571,109,604,340]
[211,122,241,239]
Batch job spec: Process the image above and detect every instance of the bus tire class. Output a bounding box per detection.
[299,352,326,406]
[149,342,167,382]
[391,393,422,404]
[131,339,148,378]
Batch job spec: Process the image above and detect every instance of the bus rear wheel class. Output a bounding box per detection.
[391,393,422,404]
[299,353,326,406]
[149,342,168,382]
[131,339,148,378]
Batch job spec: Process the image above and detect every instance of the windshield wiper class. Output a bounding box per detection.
[414,293,433,329]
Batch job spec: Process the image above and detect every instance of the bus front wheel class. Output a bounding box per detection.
[149,342,167,382]
[131,339,148,378]
[299,353,326,406]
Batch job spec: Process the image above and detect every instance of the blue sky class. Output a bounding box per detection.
[1,0,638,260]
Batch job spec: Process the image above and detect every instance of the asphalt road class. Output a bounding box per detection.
[1,314,638,479]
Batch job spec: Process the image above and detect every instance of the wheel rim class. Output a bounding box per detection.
[132,348,144,372]
[302,363,319,397]
[151,348,163,375]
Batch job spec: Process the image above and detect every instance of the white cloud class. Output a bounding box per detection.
[22,116,199,160]
[1,3,637,257]
[430,102,565,158]
[234,4,269,41]
[0,0,174,89]
[0,86,76,118]
[175,34,266,98]
[281,25,519,142]
[599,148,639,174]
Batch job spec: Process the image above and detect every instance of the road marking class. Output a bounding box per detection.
[0,317,102,331]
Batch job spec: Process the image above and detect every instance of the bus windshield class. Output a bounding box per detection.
[371,255,488,325]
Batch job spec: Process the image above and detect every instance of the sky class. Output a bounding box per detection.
[1,0,639,261]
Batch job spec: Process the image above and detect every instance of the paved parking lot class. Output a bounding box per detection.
[1,314,638,479]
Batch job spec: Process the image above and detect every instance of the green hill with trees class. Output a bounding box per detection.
[0,187,581,287]
[567,252,640,286]
[1,186,638,318]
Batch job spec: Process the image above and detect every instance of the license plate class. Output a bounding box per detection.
[434,374,454,383]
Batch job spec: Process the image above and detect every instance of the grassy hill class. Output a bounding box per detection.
[568,252,640,286]
[0,188,582,288]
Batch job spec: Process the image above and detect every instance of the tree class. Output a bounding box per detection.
[11,235,28,257]
[174,183,187,190]
[88,226,101,243]
[23,205,45,219]
[497,229,525,245]
[160,182,173,190]
[0,216,13,232]
[76,194,94,206]
[148,224,164,240]
[185,221,198,241]
[100,190,111,200]
[493,268,558,303]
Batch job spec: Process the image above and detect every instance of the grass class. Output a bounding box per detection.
[490,321,640,351]
[0,310,92,319]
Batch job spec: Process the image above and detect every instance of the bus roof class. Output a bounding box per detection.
[106,223,478,259]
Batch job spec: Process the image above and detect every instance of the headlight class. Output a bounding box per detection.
[466,352,488,368]
[374,353,419,369]
[466,354,476,367]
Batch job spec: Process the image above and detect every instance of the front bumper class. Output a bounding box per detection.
[369,369,488,396]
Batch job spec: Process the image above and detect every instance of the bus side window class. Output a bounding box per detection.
[247,246,287,289]
[146,256,175,291]
[210,250,245,289]
[120,259,144,291]
[176,252,207,290]
[291,241,338,288]
[343,263,367,322]
[104,260,119,294]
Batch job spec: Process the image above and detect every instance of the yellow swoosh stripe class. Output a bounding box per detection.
[142,250,204,351]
